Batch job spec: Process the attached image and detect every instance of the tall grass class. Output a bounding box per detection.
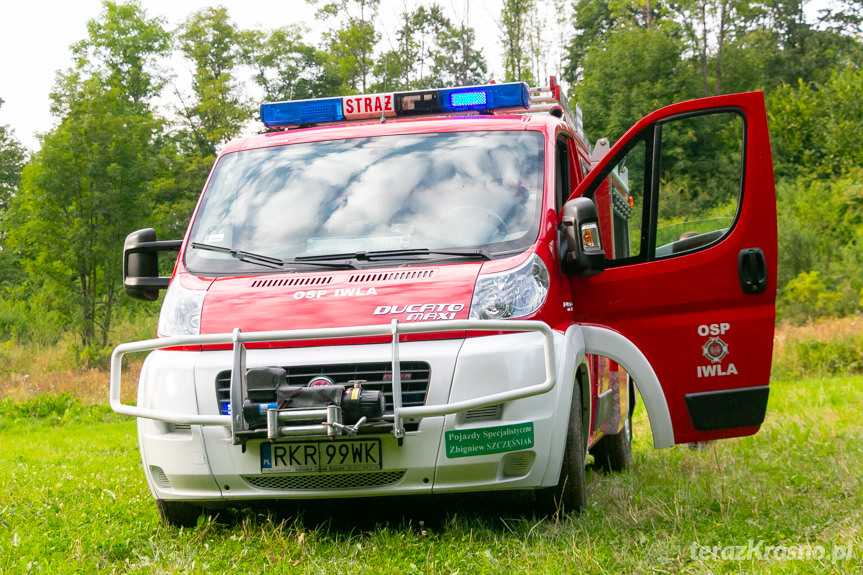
[0,312,154,405]
[772,316,863,379]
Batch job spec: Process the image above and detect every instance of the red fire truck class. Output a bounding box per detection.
[112,78,777,526]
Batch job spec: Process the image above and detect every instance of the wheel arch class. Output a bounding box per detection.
[580,325,675,448]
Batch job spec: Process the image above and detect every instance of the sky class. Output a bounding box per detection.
[0,0,521,151]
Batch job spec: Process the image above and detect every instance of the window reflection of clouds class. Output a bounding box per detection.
[324,151,427,236]
[239,145,364,249]
[190,131,543,262]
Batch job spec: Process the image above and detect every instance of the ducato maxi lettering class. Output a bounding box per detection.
[373,303,464,321]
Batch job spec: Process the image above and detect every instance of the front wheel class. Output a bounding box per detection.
[535,383,587,517]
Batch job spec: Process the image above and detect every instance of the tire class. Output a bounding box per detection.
[589,411,632,473]
[535,383,587,517]
[156,500,206,528]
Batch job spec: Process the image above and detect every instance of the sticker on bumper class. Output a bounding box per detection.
[445,422,534,458]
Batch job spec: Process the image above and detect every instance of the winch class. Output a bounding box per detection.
[239,367,386,442]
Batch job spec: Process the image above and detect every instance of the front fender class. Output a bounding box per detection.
[581,325,674,448]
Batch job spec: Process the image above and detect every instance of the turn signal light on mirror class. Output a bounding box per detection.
[581,222,602,252]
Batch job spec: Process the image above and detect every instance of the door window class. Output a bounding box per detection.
[587,110,745,264]
[655,112,744,257]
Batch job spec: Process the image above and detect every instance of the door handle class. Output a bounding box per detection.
[738,248,767,295]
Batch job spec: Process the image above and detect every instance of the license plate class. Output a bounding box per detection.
[260,439,382,473]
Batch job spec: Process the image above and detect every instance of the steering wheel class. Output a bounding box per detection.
[432,206,509,243]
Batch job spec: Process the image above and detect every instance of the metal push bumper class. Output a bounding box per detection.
[110,319,558,442]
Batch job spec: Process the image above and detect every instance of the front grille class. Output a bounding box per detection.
[215,361,431,415]
[243,470,406,490]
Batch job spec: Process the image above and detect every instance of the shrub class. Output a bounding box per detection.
[777,271,845,324]
[772,320,863,380]
[0,392,80,419]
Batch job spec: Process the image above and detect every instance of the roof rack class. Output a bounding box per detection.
[529,76,585,143]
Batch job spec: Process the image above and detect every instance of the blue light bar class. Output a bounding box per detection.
[440,82,530,112]
[259,81,531,128]
[260,97,344,128]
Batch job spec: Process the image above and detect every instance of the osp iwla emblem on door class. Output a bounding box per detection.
[702,337,728,363]
[698,336,737,377]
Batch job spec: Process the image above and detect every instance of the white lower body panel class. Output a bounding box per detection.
[136,330,583,504]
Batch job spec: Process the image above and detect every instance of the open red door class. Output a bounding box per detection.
[569,92,776,446]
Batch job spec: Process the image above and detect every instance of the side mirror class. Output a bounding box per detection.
[123,228,182,301]
[560,197,606,277]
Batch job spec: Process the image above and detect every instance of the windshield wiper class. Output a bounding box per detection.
[294,248,493,262]
[191,243,357,269]
[191,242,284,269]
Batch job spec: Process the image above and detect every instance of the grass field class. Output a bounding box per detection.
[1,375,861,574]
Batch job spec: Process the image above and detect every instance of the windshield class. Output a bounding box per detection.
[185,130,545,274]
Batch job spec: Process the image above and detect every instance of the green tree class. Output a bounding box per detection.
[436,17,488,86]
[564,0,671,83]
[777,271,843,323]
[0,99,26,215]
[670,0,750,96]
[564,0,616,83]
[161,6,249,242]
[0,98,28,291]
[500,0,536,83]
[373,3,485,91]
[822,0,863,36]
[312,0,380,93]
[525,7,547,82]
[2,1,167,359]
[408,5,450,87]
[6,80,161,354]
[767,67,863,179]
[746,0,862,86]
[243,25,345,101]
[70,0,170,104]
[175,7,249,157]
[575,27,697,142]
[374,7,420,92]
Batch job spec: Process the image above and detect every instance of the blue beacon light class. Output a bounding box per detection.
[260,97,344,127]
[450,90,488,108]
[440,82,530,112]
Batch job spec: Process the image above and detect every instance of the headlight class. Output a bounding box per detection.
[158,279,206,337]
[469,254,549,320]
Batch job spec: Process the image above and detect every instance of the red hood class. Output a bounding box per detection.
[199,263,482,335]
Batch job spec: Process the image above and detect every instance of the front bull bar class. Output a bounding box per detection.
[109,319,557,443]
